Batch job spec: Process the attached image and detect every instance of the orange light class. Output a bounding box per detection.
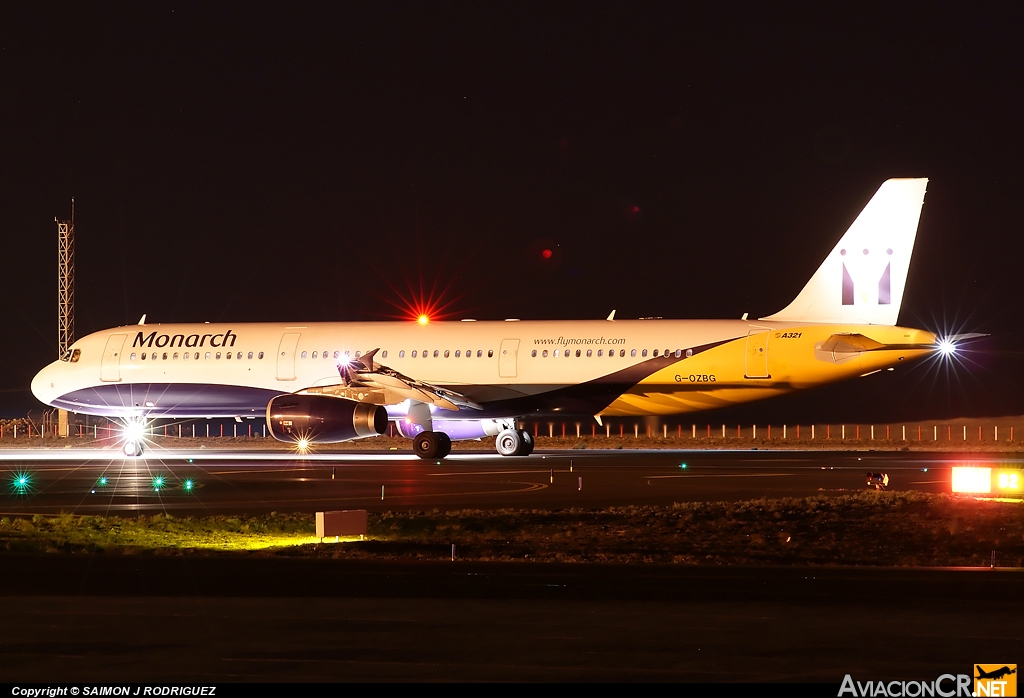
[417,315,429,325]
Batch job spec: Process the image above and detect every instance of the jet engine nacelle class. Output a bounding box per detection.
[395,418,508,441]
[266,395,388,443]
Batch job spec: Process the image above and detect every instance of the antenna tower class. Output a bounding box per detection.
[57,199,75,359]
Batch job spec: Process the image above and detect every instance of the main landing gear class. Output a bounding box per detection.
[413,431,452,459]
[411,428,535,459]
[495,428,534,457]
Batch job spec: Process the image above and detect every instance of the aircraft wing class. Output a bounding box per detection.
[296,348,482,411]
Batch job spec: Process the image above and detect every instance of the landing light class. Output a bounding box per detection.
[417,315,429,325]
[937,339,957,356]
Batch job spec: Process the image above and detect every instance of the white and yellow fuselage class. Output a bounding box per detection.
[30,318,937,420]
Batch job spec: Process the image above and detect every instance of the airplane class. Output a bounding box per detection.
[976,666,1016,681]
[32,178,949,458]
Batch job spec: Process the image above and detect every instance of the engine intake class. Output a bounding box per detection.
[267,395,388,443]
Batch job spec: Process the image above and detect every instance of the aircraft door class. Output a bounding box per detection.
[100,334,128,383]
[276,333,301,381]
[744,330,770,379]
[499,339,520,378]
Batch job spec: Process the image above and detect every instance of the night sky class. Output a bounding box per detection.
[2,3,1023,422]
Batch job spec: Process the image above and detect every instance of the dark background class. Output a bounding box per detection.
[1,2,1021,421]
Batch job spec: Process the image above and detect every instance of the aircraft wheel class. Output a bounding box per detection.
[123,440,143,458]
[495,428,522,457]
[436,432,452,459]
[413,431,441,459]
[515,429,534,456]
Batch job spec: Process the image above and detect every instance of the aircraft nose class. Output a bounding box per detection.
[31,362,59,406]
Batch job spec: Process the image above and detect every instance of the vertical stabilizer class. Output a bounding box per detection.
[761,178,928,325]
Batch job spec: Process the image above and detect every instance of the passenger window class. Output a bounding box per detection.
[444,350,449,358]
[531,350,537,357]
[477,350,482,358]
[542,350,548,357]
[675,349,682,358]
[399,350,406,358]
[653,349,659,357]
[630,349,637,357]
[258,352,264,359]
[665,349,670,357]
[216,352,221,359]
[382,350,388,358]
[162,352,168,360]
[226,352,231,360]
[334,351,340,359]
[423,350,428,358]
[586,349,592,357]
[355,351,361,359]
[141,353,147,360]
[642,349,648,357]
[183,353,189,361]
[620,349,625,357]
[206,352,211,360]
[554,350,559,357]
[237,352,242,360]
[565,351,570,358]
[575,349,581,357]
[488,350,493,358]
[300,351,306,359]
[433,350,439,358]
[412,350,417,358]
[312,351,318,359]
[248,352,253,359]
[131,353,137,360]
[598,350,603,357]
[455,350,461,357]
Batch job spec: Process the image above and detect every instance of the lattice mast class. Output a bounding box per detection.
[57,199,74,358]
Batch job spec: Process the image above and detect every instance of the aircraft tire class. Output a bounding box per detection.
[123,440,143,458]
[413,431,441,459]
[515,429,534,456]
[495,428,522,457]
[436,432,452,459]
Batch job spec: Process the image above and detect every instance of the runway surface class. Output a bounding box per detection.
[0,447,996,515]
[1,556,1020,682]
[2,447,1020,683]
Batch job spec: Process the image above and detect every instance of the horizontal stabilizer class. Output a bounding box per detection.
[818,333,887,353]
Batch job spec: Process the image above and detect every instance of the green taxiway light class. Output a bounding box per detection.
[153,476,165,491]
[182,479,194,491]
[679,463,688,469]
